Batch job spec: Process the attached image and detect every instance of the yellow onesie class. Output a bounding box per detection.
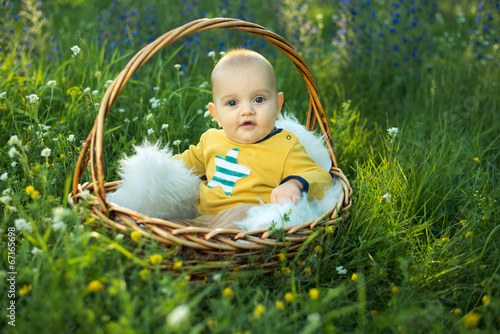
[176,128,332,216]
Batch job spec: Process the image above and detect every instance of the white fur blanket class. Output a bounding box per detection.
[107,113,342,232]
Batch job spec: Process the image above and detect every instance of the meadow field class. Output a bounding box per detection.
[1,0,499,332]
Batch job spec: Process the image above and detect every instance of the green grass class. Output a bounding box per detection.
[1,0,499,333]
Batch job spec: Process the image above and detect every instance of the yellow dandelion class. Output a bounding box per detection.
[173,260,183,270]
[465,231,473,238]
[223,287,233,298]
[139,268,149,280]
[473,157,480,163]
[86,217,96,224]
[482,295,490,305]
[277,252,286,262]
[480,264,486,270]
[281,267,291,276]
[379,270,388,278]
[309,288,320,300]
[276,300,285,310]
[130,230,142,242]
[87,280,105,293]
[351,273,358,282]
[31,190,41,200]
[440,237,449,242]
[409,276,419,283]
[253,304,265,319]
[460,220,466,226]
[25,185,34,196]
[149,254,163,265]
[304,267,312,276]
[313,245,323,254]
[463,311,481,328]
[19,284,33,295]
[326,226,334,233]
[453,308,462,315]
[284,292,294,302]
[390,283,399,294]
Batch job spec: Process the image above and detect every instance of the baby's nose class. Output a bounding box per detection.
[241,102,255,115]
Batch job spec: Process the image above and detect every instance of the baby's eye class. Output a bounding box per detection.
[254,96,265,103]
[227,100,237,107]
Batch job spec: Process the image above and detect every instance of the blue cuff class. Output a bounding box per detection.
[280,175,309,194]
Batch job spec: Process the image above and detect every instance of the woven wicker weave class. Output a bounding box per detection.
[69,18,352,279]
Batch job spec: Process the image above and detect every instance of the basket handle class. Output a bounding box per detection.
[72,18,338,212]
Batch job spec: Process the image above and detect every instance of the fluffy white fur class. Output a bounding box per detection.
[233,180,343,231]
[107,113,342,230]
[107,141,200,219]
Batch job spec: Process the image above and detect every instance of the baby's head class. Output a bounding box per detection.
[208,49,284,144]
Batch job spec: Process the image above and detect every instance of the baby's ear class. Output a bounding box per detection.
[208,102,219,122]
[276,92,284,118]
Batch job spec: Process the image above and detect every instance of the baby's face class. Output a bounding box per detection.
[209,60,284,144]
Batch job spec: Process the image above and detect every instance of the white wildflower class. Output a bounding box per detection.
[219,51,226,56]
[147,128,154,135]
[9,206,17,212]
[9,135,22,146]
[118,108,125,113]
[71,45,81,57]
[11,162,18,167]
[83,87,91,94]
[336,266,348,275]
[67,134,75,142]
[0,91,6,99]
[132,116,138,122]
[115,233,124,240]
[31,247,42,255]
[92,90,99,96]
[208,51,215,58]
[52,221,67,231]
[104,80,113,88]
[1,195,11,204]
[47,80,57,88]
[167,305,190,327]
[146,113,153,121]
[15,218,33,233]
[94,103,100,107]
[2,188,11,196]
[383,193,392,202]
[41,148,51,157]
[153,86,160,91]
[173,140,181,146]
[26,94,39,104]
[1,172,8,181]
[307,313,321,323]
[8,147,18,158]
[204,110,211,118]
[52,137,59,141]
[161,124,169,130]
[174,64,181,70]
[387,127,398,137]
[94,71,102,78]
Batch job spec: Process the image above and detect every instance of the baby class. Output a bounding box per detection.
[171,49,333,229]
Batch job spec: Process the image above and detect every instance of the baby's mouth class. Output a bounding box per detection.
[240,120,255,128]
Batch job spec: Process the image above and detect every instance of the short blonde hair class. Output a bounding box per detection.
[211,49,278,93]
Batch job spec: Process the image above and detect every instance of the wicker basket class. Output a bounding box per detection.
[69,18,352,280]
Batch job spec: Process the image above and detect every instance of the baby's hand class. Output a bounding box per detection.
[271,179,303,204]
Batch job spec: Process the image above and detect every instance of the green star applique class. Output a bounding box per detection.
[207,148,251,196]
